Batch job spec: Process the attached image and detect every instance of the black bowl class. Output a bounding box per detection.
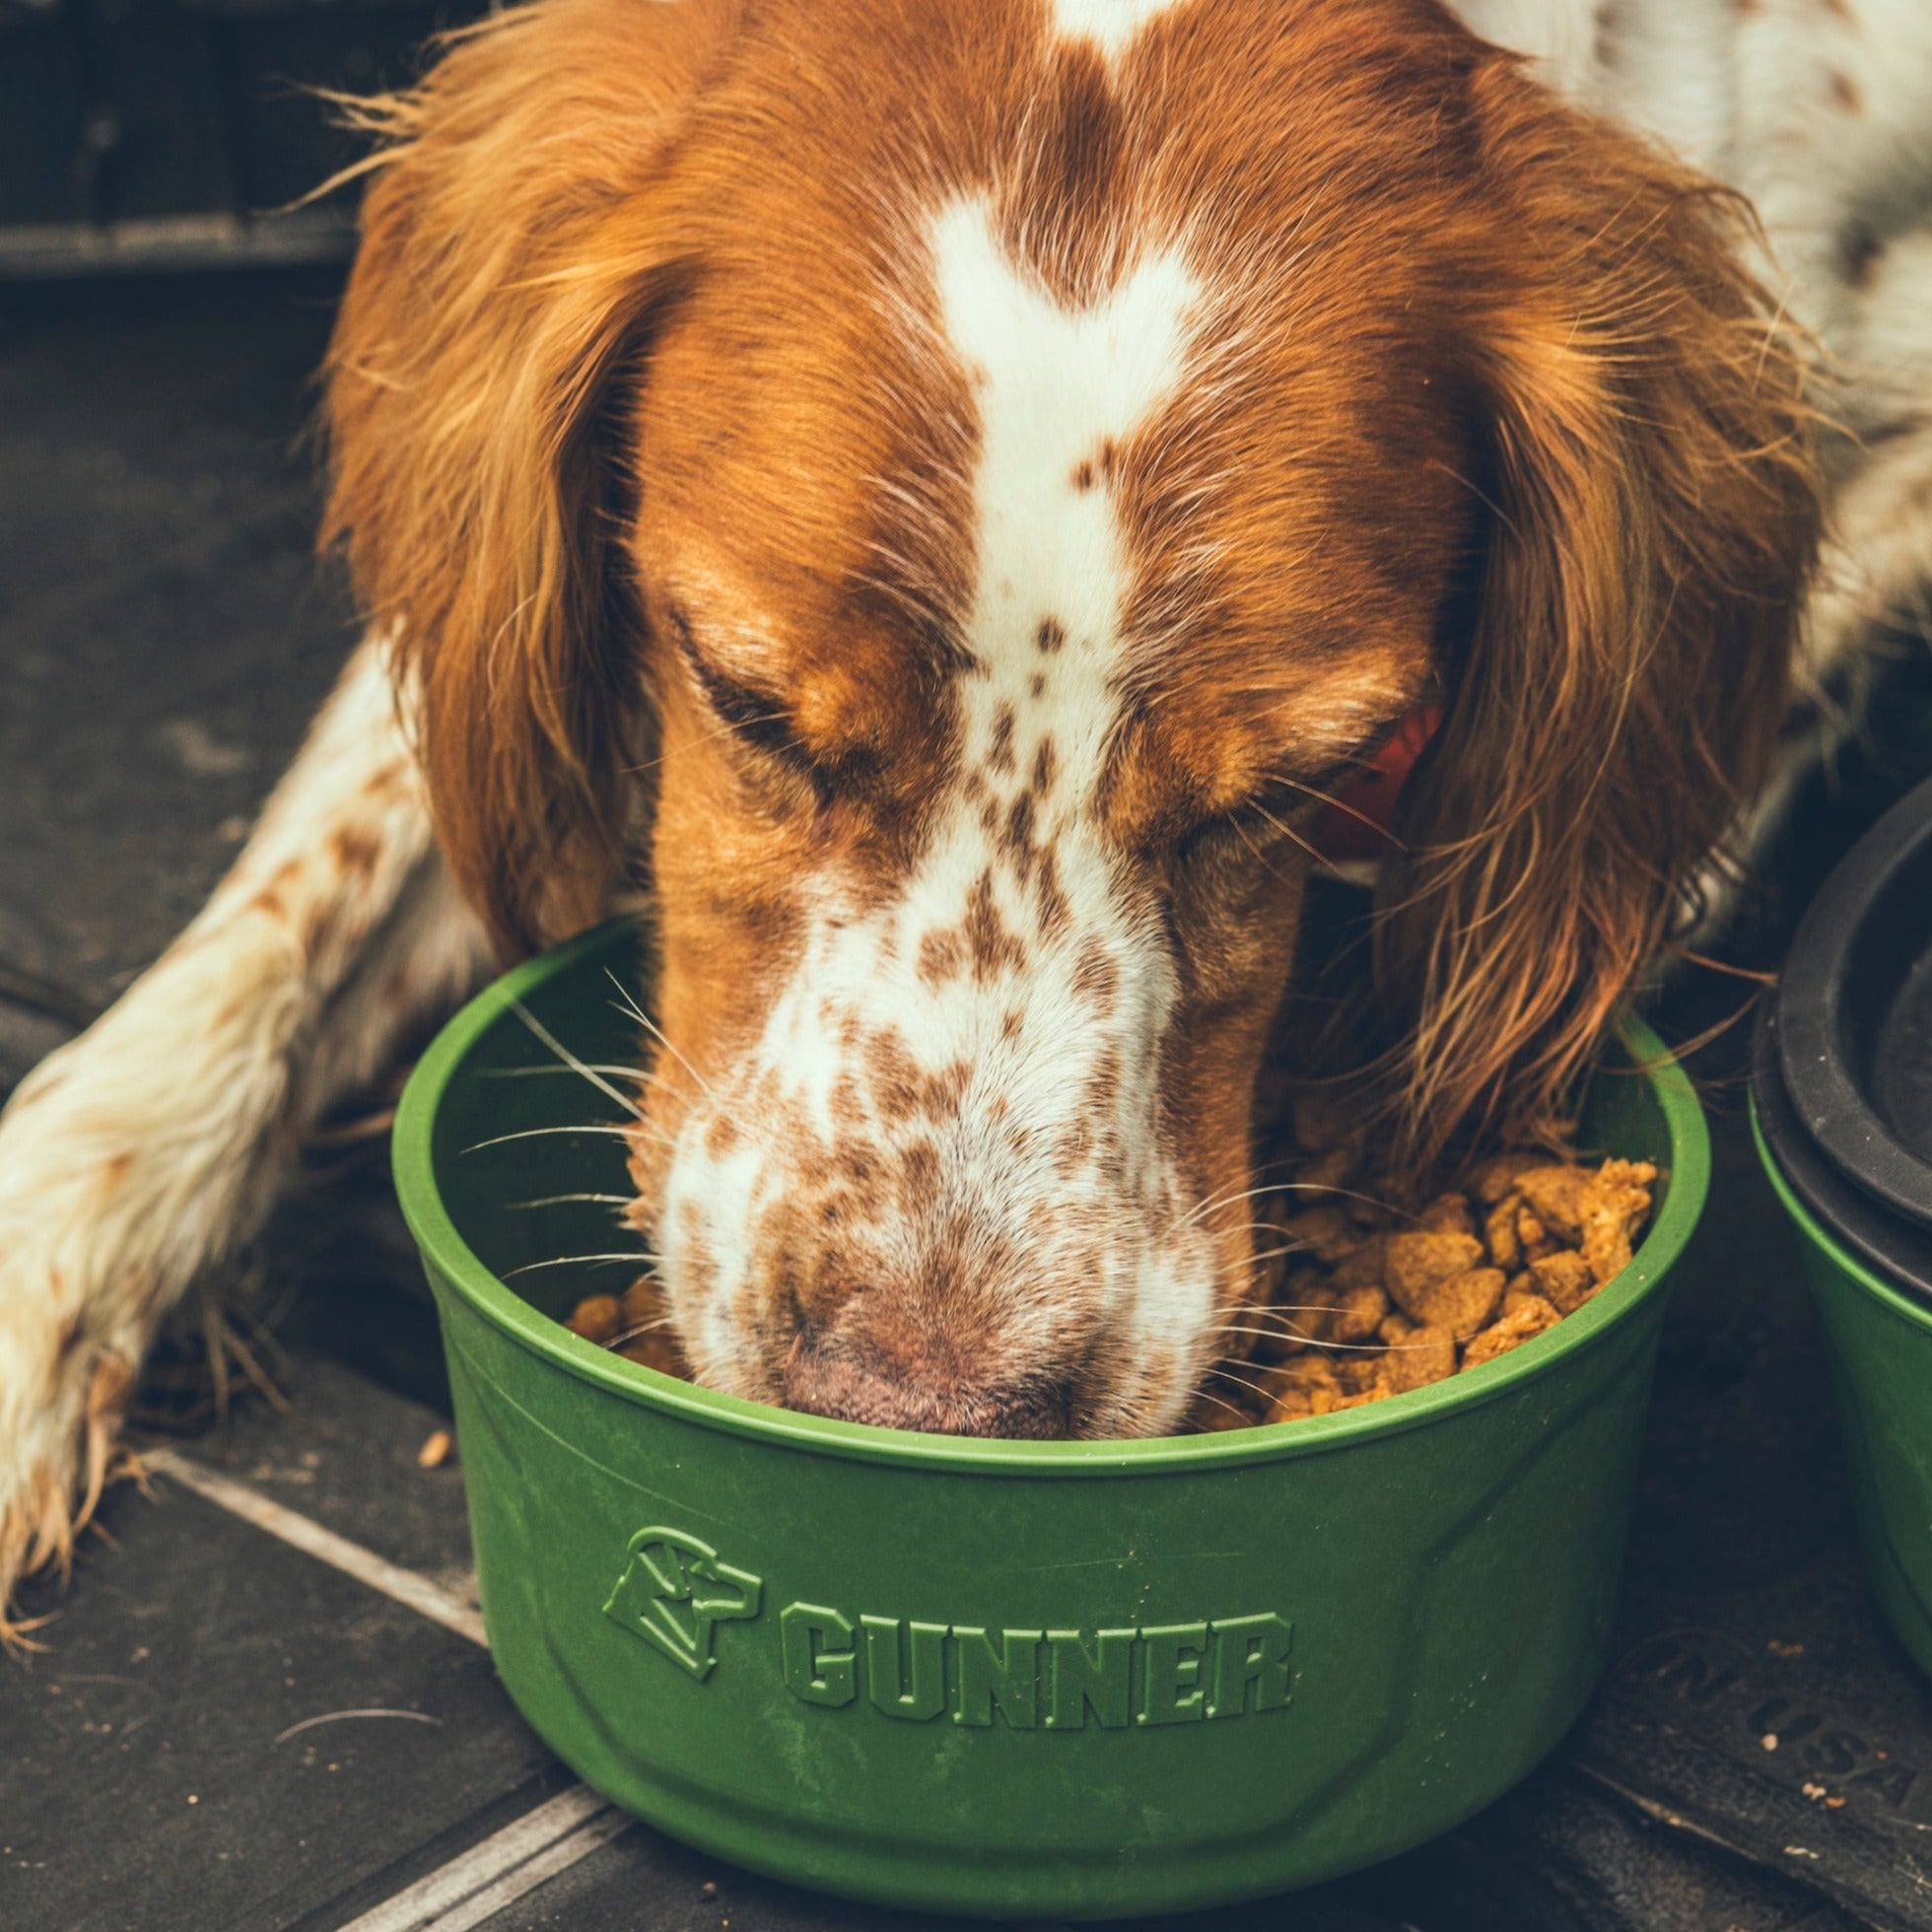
[1775,775,1932,1234]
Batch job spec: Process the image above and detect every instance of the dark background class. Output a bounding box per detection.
[5,12,1932,1930]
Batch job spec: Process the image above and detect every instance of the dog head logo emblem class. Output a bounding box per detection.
[602,1527,763,1680]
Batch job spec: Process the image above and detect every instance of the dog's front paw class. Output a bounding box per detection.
[0,1057,166,1645]
[0,1314,137,1650]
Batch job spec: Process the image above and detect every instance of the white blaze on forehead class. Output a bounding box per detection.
[657,195,1214,1423]
[929,197,1196,789]
[1050,0,1186,61]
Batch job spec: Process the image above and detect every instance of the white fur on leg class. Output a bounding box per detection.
[0,631,490,1639]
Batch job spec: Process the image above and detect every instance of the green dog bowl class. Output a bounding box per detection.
[1755,1107,1932,1676]
[1751,777,1932,1676]
[393,922,1706,1920]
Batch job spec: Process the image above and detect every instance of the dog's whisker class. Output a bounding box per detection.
[507,1192,636,1209]
[509,999,650,1126]
[460,1124,637,1154]
[505,1251,663,1277]
[1205,1364,1276,1408]
[483,1064,655,1081]
[604,969,717,1101]
[603,1315,678,1348]
[1188,1387,1249,1425]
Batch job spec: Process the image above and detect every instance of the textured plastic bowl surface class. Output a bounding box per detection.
[1757,1109,1932,1679]
[394,923,1707,1921]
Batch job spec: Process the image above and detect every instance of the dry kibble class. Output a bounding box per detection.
[1470,1151,1540,1206]
[1515,1207,1555,1260]
[1278,1206,1361,1266]
[553,1125,1651,1440]
[1401,1266,1506,1343]
[1329,1283,1390,1345]
[1242,1303,1312,1363]
[1416,1193,1478,1239]
[564,1293,622,1345]
[1299,1135,1366,1192]
[1513,1166,1590,1242]
[1336,1353,1383,1395]
[1328,1239,1387,1293]
[1274,1269,1340,1347]
[1383,1231,1485,1316]
[1188,1136,1654,1432]
[1267,1354,1345,1421]
[620,1330,691,1378]
[1191,1399,1261,1432]
[1378,1324,1457,1395]
[1484,1195,1523,1273]
[1345,1194,1394,1232]
[1529,1248,1597,1315]
[1578,1159,1657,1285]
[1463,1295,1561,1366]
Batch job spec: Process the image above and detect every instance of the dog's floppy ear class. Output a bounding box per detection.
[322,0,737,954]
[1373,51,1822,1168]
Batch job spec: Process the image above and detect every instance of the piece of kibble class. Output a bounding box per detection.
[1416,1193,1477,1239]
[1515,1207,1552,1258]
[1278,1206,1361,1266]
[1379,1324,1457,1395]
[1186,1142,1654,1432]
[1469,1151,1540,1205]
[564,1294,623,1345]
[1329,1283,1389,1345]
[1191,1398,1261,1432]
[1528,1249,1597,1315]
[1273,1269,1339,1347]
[1513,1166,1589,1242]
[1399,1265,1506,1343]
[1298,1135,1366,1192]
[1267,1354,1344,1421]
[1484,1195,1523,1273]
[620,1330,690,1378]
[1327,1238,1387,1293]
[1335,1353,1383,1395]
[1578,1159,1657,1285]
[1383,1231,1485,1316]
[1463,1295,1560,1366]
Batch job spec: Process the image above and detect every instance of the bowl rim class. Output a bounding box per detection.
[1755,1100,1932,1337]
[394,922,1708,1477]
[1775,773,1932,1233]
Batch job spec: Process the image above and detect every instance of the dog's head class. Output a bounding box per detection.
[326,0,1816,1436]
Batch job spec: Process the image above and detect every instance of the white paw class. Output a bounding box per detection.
[0,1103,143,1644]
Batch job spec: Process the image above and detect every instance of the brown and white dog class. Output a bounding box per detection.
[3,0,1928,1632]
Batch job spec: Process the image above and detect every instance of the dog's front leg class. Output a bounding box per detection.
[0,632,491,1638]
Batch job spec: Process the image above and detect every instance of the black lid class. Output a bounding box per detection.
[1775,774,1932,1233]
[1754,1000,1932,1300]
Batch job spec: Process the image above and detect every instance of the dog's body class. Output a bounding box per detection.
[1,0,1927,1630]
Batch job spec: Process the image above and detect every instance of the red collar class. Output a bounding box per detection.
[1311,705,1441,864]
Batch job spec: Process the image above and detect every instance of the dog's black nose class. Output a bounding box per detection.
[782,1326,1072,1439]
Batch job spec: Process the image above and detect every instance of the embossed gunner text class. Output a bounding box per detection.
[777,1605,1293,1728]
